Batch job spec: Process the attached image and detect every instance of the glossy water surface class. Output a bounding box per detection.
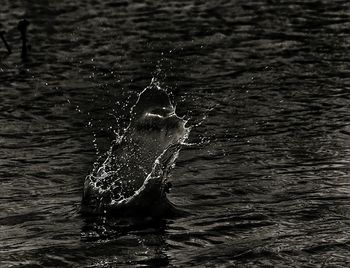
[1,0,349,267]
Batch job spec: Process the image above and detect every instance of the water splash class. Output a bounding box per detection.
[82,79,190,216]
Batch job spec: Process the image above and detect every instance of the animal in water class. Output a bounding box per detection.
[82,83,189,218]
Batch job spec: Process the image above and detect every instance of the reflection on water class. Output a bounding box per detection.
[1,0,350,267]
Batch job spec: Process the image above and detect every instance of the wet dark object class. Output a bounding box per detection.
[17,19,30,61]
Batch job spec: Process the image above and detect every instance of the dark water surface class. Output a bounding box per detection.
[1,0,350,267]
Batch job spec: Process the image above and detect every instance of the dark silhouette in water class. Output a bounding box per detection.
[82,82,189,218]
[17,19,30,61]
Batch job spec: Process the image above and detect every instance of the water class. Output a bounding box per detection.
[0,0,349,267]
